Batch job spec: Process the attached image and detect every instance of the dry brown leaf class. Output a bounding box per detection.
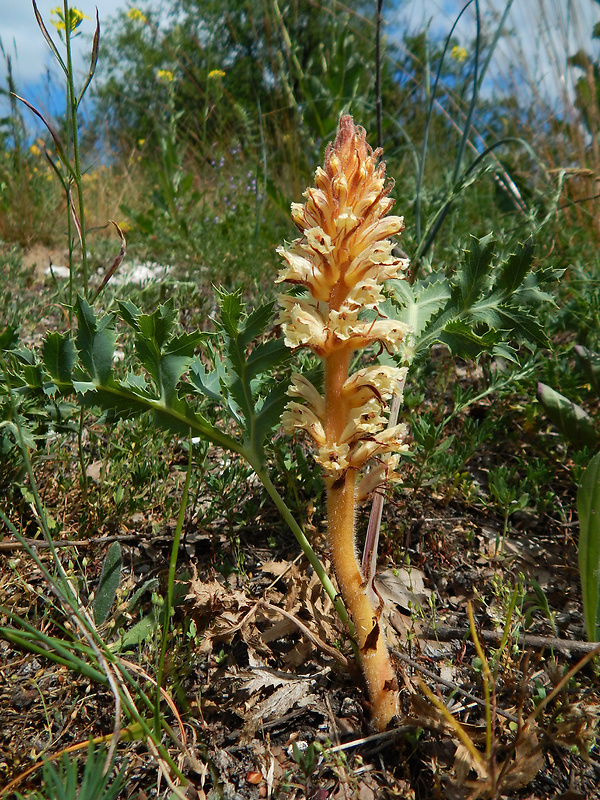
[453,742,489,786]
[260,556,342,662]
[357,782,377,800]
[283,639,313,668]
[236,665,292,696]
[260,613,299,643]
[240,679,319,743]
[498,723,545,792]
[261,560,295,577]
[375,567,431,612]
[186,567,271,659]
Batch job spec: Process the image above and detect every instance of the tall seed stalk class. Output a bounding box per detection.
[277,115,410,730]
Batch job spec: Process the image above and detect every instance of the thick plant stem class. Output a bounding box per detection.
[327,472,399,731]
[277,116,409,730]
[325,347,399,731]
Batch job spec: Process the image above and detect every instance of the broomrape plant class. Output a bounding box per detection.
[277,115,410,730]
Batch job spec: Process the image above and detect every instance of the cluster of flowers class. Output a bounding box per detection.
[277,116,411,498]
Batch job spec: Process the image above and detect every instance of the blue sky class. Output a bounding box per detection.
[2,2,127,82]
[1,2,129,124]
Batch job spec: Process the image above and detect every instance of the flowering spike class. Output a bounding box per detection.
[277,115,411,731]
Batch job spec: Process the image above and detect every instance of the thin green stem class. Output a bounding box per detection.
[251,458,359,661]
[0,361,186,784]
[468,603,493,761]
[63,0,89,296]
[77,406,89,500]
[155,444,192,738]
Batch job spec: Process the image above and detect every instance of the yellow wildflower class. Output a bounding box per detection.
[208,69,226,79]
[126,8,147,23]
[157,69,175,83]
[451,45,468,62]
[29,144,42,157]
[51,6,89,35]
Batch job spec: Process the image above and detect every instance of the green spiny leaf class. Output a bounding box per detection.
[159,331,203,406]
[42,332,77,384]
[0,325,20,350]
[118,299,142,331]
[188,360,224,404]
[216,288,244,339]
[253,380,290,448]
[239,301,277,348]
[75,296,116,384]
[391,278,450,340]
[494,239,535,296]
[493,308,549,348]
[245,338,290,382]
[437,319,500,360]
[137,302,176,349]
[455,233,495,308]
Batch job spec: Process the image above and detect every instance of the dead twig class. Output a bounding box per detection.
[0,533,164,552]
[391,648,519,724]
[259,600,350,669]
[421,625,600,656]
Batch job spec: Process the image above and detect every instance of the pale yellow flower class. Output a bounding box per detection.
[356,454,403,501]
[281,402,326,445]
[314,443,350,483]
[339,400,388,443]
[126,8,147,23]
[29,144,41,157]
[452,45,468,63]
[278,115,411,487]
[208,69,226,79]
[276,295,329,353]
[350,424,410,468]
[342,279,384,310]
[287,374,326,418]
[157,69,175,83]
[343,365,408,406]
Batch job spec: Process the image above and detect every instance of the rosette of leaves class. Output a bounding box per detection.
[21,291,291,469]
[389,233,561,367]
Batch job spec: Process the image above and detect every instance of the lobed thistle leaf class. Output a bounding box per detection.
[75,296,116,385]
[42,332,77,385]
